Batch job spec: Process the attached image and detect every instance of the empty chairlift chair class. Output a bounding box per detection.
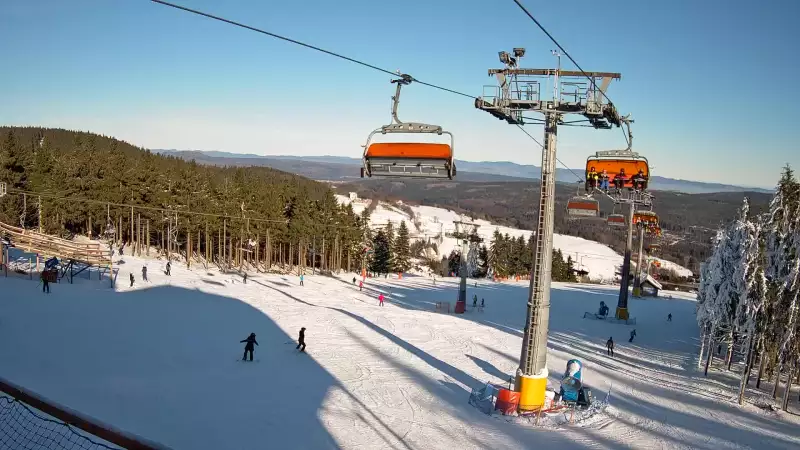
[566,197,600,219]
[361,76,455,180]
[607,213,626,228]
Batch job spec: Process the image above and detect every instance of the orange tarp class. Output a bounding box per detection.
[366,142,451,159]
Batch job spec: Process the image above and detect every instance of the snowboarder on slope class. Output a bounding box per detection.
[241,333,258,361]
[296,328,306,352]
[300,274,304,286]
[629,329,637,343]
[142,266,148,282]
[165,261,171,276]
[606,337,614,357]
[129,273,135,288]
[667,313,672,322]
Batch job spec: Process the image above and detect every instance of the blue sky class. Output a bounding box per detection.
[2,0,797,188]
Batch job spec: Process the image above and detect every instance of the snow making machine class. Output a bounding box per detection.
[361,75,456,180]
[554,359,593,409]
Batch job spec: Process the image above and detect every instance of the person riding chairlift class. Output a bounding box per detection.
[585,167,599,193]
[598,169,610,192]
[631,169,648,191]
[612,168,627,195]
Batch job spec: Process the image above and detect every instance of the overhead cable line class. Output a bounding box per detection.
[151,0,473,99]
[151,0,609,184]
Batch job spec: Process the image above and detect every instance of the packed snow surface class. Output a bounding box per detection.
[1,247,798,449]
[337,195,692,282]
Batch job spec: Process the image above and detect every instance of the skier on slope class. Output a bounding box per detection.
[667,313,672,322]
[296,327,306,352]
[481,298,485,308]
[629,329,637,343]
[473,294,478,308]
[378,293,385,306]
[606,337,615,357]
[300,273,304,286]
[359,280,363,291]
[241,333,258,361]
[242,272,247,284]
[352,276,356,285]
[41,272,50,294]
[165,261,171,276]
[142,266,148,282]
[129,273,135,288]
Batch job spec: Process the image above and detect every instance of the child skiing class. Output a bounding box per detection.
[629,329,637,343]
[240,333,258,361]
[606,337,615,357]
[378,293,385,306]
[359,280,363,291]
[296,327,306,352]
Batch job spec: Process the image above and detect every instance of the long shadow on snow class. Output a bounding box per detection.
[0,282,339,450]
[253,279,611,449]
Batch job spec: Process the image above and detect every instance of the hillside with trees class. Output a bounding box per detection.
[335,179,773,275]
[0,127,367,272]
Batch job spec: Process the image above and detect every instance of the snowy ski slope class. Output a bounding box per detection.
[0,249,796,450]
[337,195,692,282]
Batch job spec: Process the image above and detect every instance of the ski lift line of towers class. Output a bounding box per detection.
[0,187,360,278]
[473,47,628,412]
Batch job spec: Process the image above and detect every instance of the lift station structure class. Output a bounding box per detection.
[475,48,624,411]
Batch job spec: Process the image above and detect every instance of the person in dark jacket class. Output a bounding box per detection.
[41,272,50,294]
[242,272,247,284]
[629,329,637,342]
[667,313,672,322]
[241,333,258,361]
[142,266,148,282]
[296,327,306,352]
[631,170,648,191]
[129,273,135,288]
[165,261,171,276]
[606,337,615,357]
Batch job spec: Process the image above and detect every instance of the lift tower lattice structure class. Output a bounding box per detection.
[446,220,482,314]
[475,48,623,411]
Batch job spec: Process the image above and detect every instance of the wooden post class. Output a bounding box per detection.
[255,233,260,273]
[197,229,201,263]
[205,222,210,267]
[137,214,141,256]
[146,220,150,256]
[130,206,134,251]
[223,220,227,269]
[187,222,191,269]
[218,224,222,267]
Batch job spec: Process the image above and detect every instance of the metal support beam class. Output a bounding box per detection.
[517,111,560,410]
[634,223,646,292]
[617,201,635,319]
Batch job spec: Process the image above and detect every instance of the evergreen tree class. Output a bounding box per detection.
[369,230,391,274]
[475,244,489,277]
[447,249,461,275]
[393,221,411,273]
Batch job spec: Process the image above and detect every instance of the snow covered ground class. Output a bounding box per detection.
[337,195,690,282]
[1,248,798,450]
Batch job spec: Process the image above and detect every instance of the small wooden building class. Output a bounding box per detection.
[639,275,662,297]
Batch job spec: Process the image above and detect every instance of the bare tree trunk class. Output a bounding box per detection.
[738,333,755,405]
[756,348,767,388]
[704,327,715,377]
[782,360,796,411]
[772,363,782,399]
[698,323,708,368]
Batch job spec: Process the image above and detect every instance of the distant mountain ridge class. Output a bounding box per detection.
[155,149,771,194]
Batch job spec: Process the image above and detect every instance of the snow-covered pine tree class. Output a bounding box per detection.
[393,221,411,273]
[763,166,800,401]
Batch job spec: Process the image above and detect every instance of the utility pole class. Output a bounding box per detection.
[475,48,623,411]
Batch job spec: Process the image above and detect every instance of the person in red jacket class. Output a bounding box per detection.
[378,293,385,306]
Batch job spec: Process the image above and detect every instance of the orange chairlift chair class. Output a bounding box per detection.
[361,75,455,180]
[633,210,659,227]
[566,183,600,219]
[585,118,649,191]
